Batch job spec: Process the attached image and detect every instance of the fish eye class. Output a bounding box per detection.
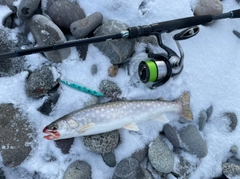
[50,124,58,130]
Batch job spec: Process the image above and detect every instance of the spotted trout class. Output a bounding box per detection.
[43,92,192,140]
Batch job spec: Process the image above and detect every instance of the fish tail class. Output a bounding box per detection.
[178,92,193,120]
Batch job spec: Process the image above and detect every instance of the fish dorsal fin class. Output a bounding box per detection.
[153,114,169,123]
[78,123,95,133]
[124,123,139,131]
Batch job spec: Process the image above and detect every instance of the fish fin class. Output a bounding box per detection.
[124,123,139,131]
[78,123,95,133]
[178,92,193,120]
[154,114,169,122]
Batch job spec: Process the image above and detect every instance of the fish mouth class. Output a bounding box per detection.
[43,127,60,140]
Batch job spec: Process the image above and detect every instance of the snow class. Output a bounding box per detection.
[0,0,240,178]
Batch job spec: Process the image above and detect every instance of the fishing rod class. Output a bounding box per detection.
[1,9,240,88]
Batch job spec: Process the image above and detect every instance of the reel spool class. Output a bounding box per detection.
[138,26,199,88]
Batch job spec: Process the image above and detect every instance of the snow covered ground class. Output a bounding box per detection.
[0,0,240,178]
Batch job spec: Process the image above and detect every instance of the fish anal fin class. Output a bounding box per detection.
[153,114,169,123]
[78,123,95,133]
[124,123,139,131]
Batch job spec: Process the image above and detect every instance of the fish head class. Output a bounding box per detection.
[43,122,60,140]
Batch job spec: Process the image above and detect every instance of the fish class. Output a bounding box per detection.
[43,92,193,140]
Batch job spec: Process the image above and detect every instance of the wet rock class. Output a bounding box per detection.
[70,12,103,39]
[223,112,238,131]
[148,136,174,173]
[198,110,208,131]
[29,14,70,63]
[46,0,85,29]
[17,0,41,20]
[54,138,74,154]
[93,20,135,65]
[83,130,120,154]
[108,65,118,77]
[131,145,148,163]
[37,91,60,115]
[112,157,145,179]
[99,80,122,97]
[163,124,180,148]
[193,0,223,16]
[63,160,91,179]
[0,103,35,167]
[25,65,60,98]
[179,124,208,158]
[102,152,116,167]
[91,64,98,75]
[222,162,240,178]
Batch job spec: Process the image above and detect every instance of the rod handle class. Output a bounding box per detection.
[231,9,240,18]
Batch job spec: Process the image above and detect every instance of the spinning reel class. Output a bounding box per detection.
[138,26,200,88]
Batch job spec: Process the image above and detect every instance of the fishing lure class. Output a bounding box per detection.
[60,79,104,97]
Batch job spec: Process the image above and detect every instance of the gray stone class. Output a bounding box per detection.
[148,136,174,173]
[194,0,223,16]
[131,145,148,163]
[83,130,119,154]
[223,112,238,131]
[0,168,5,179]
[17,0,41,20]
[179,124,208,158]
[0,103,35,167]
[93,20,135,65]
[63,160,91,179]
[112,157,145,179]
[29,14,70,63]
[2,13,18,29]
[91,64,98,75]
[46,0,85,29]
[163,124,180,148]
[25,65,60,98]
[230,145,238,155]
[5,0,17,12]
[206,105,213,119]
[222,163,240,178]
[198,110,208,131]
[143,169,153,179]
[70,12,103,39]
[102,152,116,167]
[99,80,122,98]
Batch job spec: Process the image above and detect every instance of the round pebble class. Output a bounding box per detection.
[17,0,41,20]
[108,65,118,77]
[131,145,148,163]
[222,162,240,178]
[198,110,208,131]
[102,152,116,167]
[193,0,223,16]
[99,80,122,97]
[223,112,238,131]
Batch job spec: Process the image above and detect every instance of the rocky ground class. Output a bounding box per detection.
[0,0,240,178]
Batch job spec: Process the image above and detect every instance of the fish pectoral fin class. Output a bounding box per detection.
[78,123,95,133]
[124,123,139,131]
[153,114,169,123]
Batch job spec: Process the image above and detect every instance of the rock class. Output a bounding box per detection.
[0,168,5,179]
[227,157,240,166]
[179,124,208,158]
[143,169,153,179]
[37,91,60,115]
[70,12,103,39]
[223,112,238,131]
[131,145,148,163]
[0,30,25,77]
[29,14,71,63]
[108,65,118,77]
[91,64,98,75]
[25,65,60,98]
[83,130,120,154]
[54,138,74,154]
[112,157,145,179]
[99,80,122,98]
[3,13,18,29]
[0,103,35,167]
[148,136,174,173]
[222,162,240,178]
[162,124,180,148]
[17,0,41,20]
[93,20,135,65]
[5,0,17,13]
[102,152,116,167]
[206,105,213,119]
[193,0,223,16]
[198,110,208,131]
[230,145,238,155]
[46,0,85,29]
[63,160,91,179]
